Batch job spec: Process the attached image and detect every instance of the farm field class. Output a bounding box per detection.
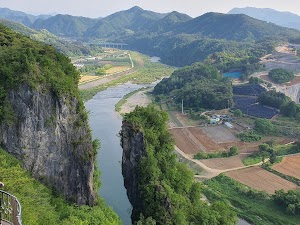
[200,154,246,170]
[225,167,298,194]
[201,126,238,143]
[170,125,262,155]
[169,128,199,154]
[272,155,300,179]
[106,66,131,74]
[79,75,100,84]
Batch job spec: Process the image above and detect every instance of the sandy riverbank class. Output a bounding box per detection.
[118,89,152,114]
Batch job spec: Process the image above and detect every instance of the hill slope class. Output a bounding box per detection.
[175,12,300,41]
[0,7,50,26]
[84,6,165,38]
[228,7,300,31]
[32,14,97,37]
[0,19,101,56]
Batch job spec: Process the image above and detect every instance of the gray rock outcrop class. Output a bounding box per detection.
[0,84,96,205]
[120,121,147,222]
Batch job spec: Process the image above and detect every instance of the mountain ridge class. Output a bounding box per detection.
[228,7,300,30]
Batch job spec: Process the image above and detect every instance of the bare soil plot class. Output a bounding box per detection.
[287,75,300,86]
[169,128,199,154]
[225,167,298,194]
[200,154,246,170]
[79,75,100,84]
[106,66,131,74]
[201,126,238,143]
[188,127,221,152]
[273,155,300,180]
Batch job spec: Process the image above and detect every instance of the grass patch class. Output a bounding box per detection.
[243,143,300,166]
[237,131,262,142]
[242,154,263,166]
[203,175,300,225]
[0,148,121,225]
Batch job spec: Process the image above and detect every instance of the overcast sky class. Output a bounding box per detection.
[1,0,300,18]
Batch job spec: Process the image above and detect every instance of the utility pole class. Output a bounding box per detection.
[182,99,184,114]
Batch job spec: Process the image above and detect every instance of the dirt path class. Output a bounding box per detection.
[175,146,266,179]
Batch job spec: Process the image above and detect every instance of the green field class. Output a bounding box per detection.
[203,175,300,225]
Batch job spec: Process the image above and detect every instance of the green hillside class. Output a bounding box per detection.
[0,7,50,26]
[0,19,102,56]
[0,147,121,225]
[84,6,165,38]
[32,14,97,37]
[175,12,300,41]
[149,11,192,32]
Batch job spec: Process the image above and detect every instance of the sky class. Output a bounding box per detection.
[1,0,300,18]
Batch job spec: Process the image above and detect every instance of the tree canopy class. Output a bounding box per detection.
[268,68,294,84]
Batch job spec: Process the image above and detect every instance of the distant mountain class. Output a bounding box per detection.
[32,14,97,37]
[149,11,192,32]
[174,12,300,41]
[84,6,166,38]
[0,19,101,56]
[2,6,300,67]
[0,7,51,26]
[228,7,300,30]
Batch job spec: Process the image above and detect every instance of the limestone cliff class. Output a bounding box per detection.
[120,121,147,221]
[0,84,96,205]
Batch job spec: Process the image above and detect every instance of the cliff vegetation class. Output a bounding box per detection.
[122,105,237,225]
[0,147,121,225]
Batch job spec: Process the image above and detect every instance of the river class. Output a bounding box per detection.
[85,83,150,225]
[85,82,250,225]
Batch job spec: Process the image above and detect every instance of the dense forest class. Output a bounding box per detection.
[153,63,233,111]
[123,105,237,225]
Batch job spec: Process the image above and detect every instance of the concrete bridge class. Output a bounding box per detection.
[92,42,128,49]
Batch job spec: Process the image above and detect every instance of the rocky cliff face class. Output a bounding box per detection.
[121,121,147,221]
[0,84,96,205]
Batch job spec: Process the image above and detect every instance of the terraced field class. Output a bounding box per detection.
[273,155,300,179]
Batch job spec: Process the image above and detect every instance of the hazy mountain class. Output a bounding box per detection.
[149,11,192,32]
[0,19,101,56]
[32,14,97,37]
[0,7,51,26]
[174,12,300,41]
[84,6,166,38]
[228,7,300,30]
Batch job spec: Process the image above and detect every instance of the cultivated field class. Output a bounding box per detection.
[169,128,200,154]
[225,167,298,194]
[169,126,244,155]
[201,126,238,143]
[272,155,300,180]
[106,66,131,74]
[200,154,246,170]
[79,75,100,84]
